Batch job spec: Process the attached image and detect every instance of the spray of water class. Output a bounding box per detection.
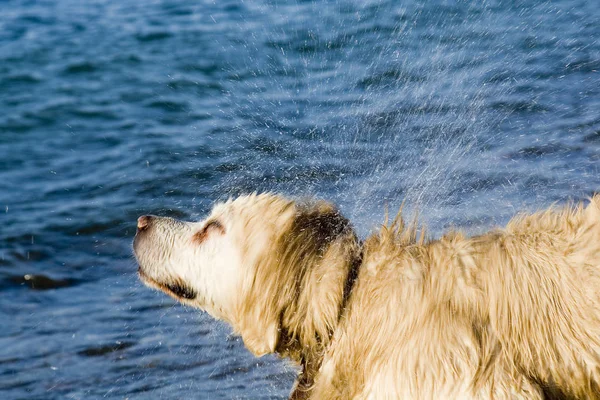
[210,1,517,238]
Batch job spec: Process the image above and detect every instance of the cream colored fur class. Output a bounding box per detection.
[134,193,600,399]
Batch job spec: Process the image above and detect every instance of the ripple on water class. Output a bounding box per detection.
[357,68,427,89]
[583,131,600,143]
[77,341,136,357]
[0,73,42,86]
[5,274,78,291]
[63,61,99,75]
[135,31,174,42]
[145,99,189,113]
[71,107,120,120]
[489,99,551,114]
[505,143,584,160]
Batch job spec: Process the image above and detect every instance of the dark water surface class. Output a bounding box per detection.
[1,0,599,398]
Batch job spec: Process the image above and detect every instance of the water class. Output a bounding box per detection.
[1,0,599,398]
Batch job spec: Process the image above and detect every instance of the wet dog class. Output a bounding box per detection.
[134,193,600,399]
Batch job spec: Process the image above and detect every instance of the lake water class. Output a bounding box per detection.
[1,0,599,398]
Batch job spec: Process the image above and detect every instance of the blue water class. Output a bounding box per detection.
[1,0,599,398]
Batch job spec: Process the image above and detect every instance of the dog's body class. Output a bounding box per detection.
[134,194,600,399]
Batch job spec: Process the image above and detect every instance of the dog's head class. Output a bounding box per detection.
[133,193,359,357]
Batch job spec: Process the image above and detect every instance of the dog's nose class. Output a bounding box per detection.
[137,215,152,231]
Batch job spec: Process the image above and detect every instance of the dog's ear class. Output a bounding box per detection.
[281,201,358,350]
[235,199,356,357]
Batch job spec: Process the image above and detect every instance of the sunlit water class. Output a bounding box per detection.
[1,0,599,398]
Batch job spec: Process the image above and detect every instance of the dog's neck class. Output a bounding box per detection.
[276,238,363,397]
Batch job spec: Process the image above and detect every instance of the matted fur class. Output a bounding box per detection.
[134,193,600,399]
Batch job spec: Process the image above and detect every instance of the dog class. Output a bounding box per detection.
[133,193,600,399]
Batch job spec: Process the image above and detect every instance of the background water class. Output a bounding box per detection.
[1,0,599,398]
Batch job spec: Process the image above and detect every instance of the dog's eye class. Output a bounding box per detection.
[192,220,225,244]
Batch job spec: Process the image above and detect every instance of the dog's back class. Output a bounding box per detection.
[311,196,600,399]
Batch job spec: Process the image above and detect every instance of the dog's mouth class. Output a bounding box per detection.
[138,268,197,300]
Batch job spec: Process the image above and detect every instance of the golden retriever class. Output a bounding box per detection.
[133,193,600,399]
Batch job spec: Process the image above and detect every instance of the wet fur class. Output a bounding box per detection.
[135,194,600,399]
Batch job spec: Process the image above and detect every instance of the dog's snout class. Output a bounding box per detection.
[137,215,152,231]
